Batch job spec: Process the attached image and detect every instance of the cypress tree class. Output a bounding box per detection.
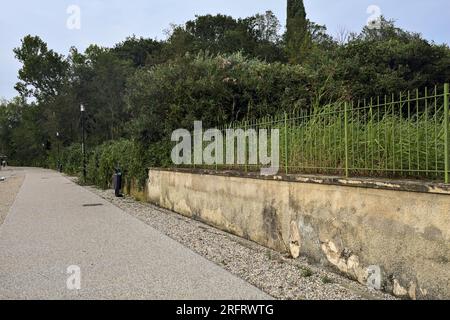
[286,0,309,64]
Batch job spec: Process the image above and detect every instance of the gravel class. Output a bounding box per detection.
[83,182,397,300]
[0,168,24,226]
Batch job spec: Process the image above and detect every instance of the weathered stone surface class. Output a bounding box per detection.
[289,221,301,258]
[145,168,450,299]
[393,279,408,297]
[409,282,417,300]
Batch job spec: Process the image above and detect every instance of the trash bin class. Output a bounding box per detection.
[113,168,122,197]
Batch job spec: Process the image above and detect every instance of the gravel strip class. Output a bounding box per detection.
[82,182,396,300]
[0,168,25,226]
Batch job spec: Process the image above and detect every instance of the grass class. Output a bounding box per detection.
[211,86,449,182]
[298,266,314,278]
[265,250,275,261]
[321,275,333,284]
[284,102,446,180]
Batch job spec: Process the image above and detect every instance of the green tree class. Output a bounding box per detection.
[164,13,286,62]
[126,52,314,137]
[0,100,12,158]
[244,11,287,62]
[0,98,47,166]
[334,18,450,98]
[70,45,134,144]
[286,0,310,64]
[112,36,164,67]
[246,11,280,43]
[13,35,69,101]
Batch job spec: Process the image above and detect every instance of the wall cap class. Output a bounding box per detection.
[148,167,450,195]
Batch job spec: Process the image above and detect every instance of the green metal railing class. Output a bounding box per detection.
[186,84,450,182]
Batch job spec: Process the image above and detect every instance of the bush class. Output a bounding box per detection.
[125,52,329,145]
[61,139,151,190]
[60,144,82,176]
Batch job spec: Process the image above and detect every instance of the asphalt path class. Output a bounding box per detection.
[0,168,270,300]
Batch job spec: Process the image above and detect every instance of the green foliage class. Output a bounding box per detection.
[219,86,449,181]
[113,36,164,67]
[0,98,48,166]
[96,140,140,189]
[2,5,449,187]
[321,275,333,284]
[298,266,314,277]
[286,0,310,64]
[0,100,13,159]
[126,52,319,142]
[70,45,134,144]
[165,13,286,62]
[332,18,450,99]
[14,35,69,101]
[61,139,148,189]
[60,144,82,175]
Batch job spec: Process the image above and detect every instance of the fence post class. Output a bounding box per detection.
[344,102,349,178]
[445,83,449,183]
[215,126,219,171]
[244,120,248,173]
[284,112,288,175]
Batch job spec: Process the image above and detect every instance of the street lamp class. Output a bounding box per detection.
[56,132,61,172]
[80,104,86,183]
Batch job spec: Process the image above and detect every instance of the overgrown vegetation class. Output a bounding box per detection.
[1,0,449,187]
[217,88,448,180]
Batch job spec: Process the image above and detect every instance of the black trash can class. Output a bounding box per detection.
[113,168,122,197]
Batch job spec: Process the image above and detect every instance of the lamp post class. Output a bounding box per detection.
[56,131,61,172]
[80,104,86,183]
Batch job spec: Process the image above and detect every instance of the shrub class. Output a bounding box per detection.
[61,139,151,190]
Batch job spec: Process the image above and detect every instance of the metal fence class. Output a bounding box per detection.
[189,83,450,182]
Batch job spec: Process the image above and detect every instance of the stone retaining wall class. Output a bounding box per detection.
[145,168,450,300]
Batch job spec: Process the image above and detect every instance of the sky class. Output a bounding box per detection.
[1,0,449,100]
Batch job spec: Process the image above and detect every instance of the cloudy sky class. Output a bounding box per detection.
[1,0,449,99]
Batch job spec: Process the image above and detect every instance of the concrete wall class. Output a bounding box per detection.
[123,178,147,202]
[146,168,450,300]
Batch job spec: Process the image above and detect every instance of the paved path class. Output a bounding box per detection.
[0,168,269,300]
[0,167,25,226]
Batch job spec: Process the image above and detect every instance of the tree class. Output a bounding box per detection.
[245,11,281,43]
[0,100,11,157]
[165,14,250,57]
[112,36,164,67]
[164,13,286,62]
[244,11,287,62]
[70,45,134,143]
[333,17,450,98]
[14,35,69,101]
[125,52,314,143]
[286,0,310,64]
[0,98,47,166]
